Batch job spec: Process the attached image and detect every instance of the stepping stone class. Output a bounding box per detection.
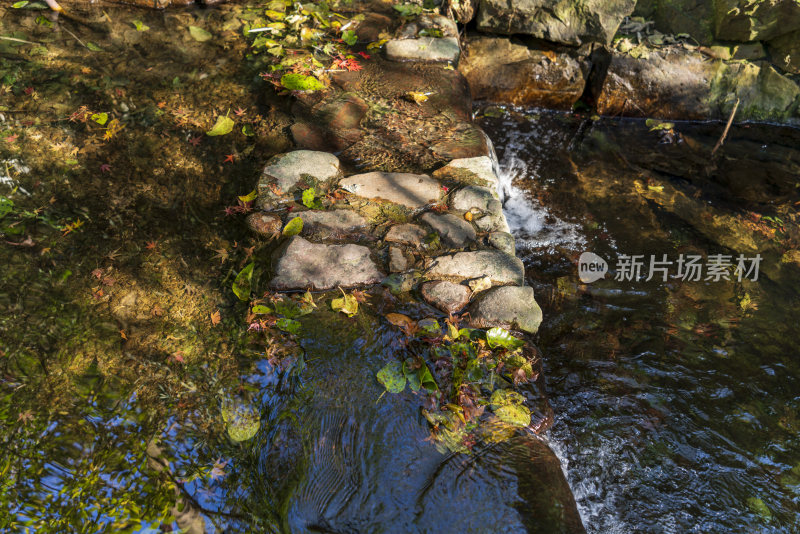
[419,212,476,248]
[385,37,461,63]
[450,185,501,214]
[420,280,471,314]
[434,156,499,188]
[296,209,368,240]
[271,236,383,290]
[427,250,524,286]
[475,213,511,234]
[468,286,543,334]
[488,231,515,256]
[339,172,442,209]
[258,151,340,207]
[384,223,427,247]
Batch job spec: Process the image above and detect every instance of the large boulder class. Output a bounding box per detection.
[633,0,715,44]
[468,286,543,334]
[769,29,800,74]
[459,36,589,109]
[714,0,800,42]
[476,0,637,45]
[596,46,800,121]
[427,250,524,286]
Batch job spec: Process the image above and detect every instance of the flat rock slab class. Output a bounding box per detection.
[427,250,524,286]
[385,37,460,63]
[420,280,471,314]
[339,172,442,209]
[296,210,368,240]
[384,223,427,246]
[450,185,501,214]
[419,212,476,248]
[271,236,383,290]
[258,151,341,206]
[468,285,543,334]
[433,156,499,188]
[477,0,636,45]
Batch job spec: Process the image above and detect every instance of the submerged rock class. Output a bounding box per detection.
[459,36,589,109]
[271,236,383,290]
[388,246,411,272]
[385,37,461,63]
[468,286,543,334]
[477,0,636,45]
[419,212,476,248]
[258,151,340,207]
[427,250,524,286]
[420,280,471,314]
[339,172,443,209]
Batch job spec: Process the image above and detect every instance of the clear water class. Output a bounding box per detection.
[480,108,800,533]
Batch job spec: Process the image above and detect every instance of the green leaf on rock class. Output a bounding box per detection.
[86,42,103,52]
[486,327,524,351]
[12,1,29,8]
[418,318,440,337]
[419,364,438,391]
[377,361,406,393]
[206,114,234,136]
[132,19,149,32]
[251,304,272,314]
[301,187,321,209]
[189,26,212,42]
[280,73,324,91]
[282,216,303,237]
[232,262,254,301]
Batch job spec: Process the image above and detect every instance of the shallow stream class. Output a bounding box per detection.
[479,109,800,533]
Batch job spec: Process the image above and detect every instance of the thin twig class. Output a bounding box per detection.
[0,36,39,45]
[712,98,739,155]
[61,25,87,49]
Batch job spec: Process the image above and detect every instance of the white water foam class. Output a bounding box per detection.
[495,148,586,253]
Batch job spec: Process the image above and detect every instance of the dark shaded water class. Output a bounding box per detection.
[479,108,800,533]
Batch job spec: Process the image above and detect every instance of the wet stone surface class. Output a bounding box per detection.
[468,285,544,334]
[420,280,471,314]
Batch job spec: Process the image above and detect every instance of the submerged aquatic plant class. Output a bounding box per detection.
[377,315,539,454]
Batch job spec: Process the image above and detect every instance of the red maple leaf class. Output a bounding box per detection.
[188,135,202,146]
[233,107,247,117]
[145,240,158,250]
[4,134,18,144]
[172,351,185,364]
[23,86,34,96]
[357,51,371,59]
[332,57,362,72]
[223,154,236,164]
[100,163,111,173]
